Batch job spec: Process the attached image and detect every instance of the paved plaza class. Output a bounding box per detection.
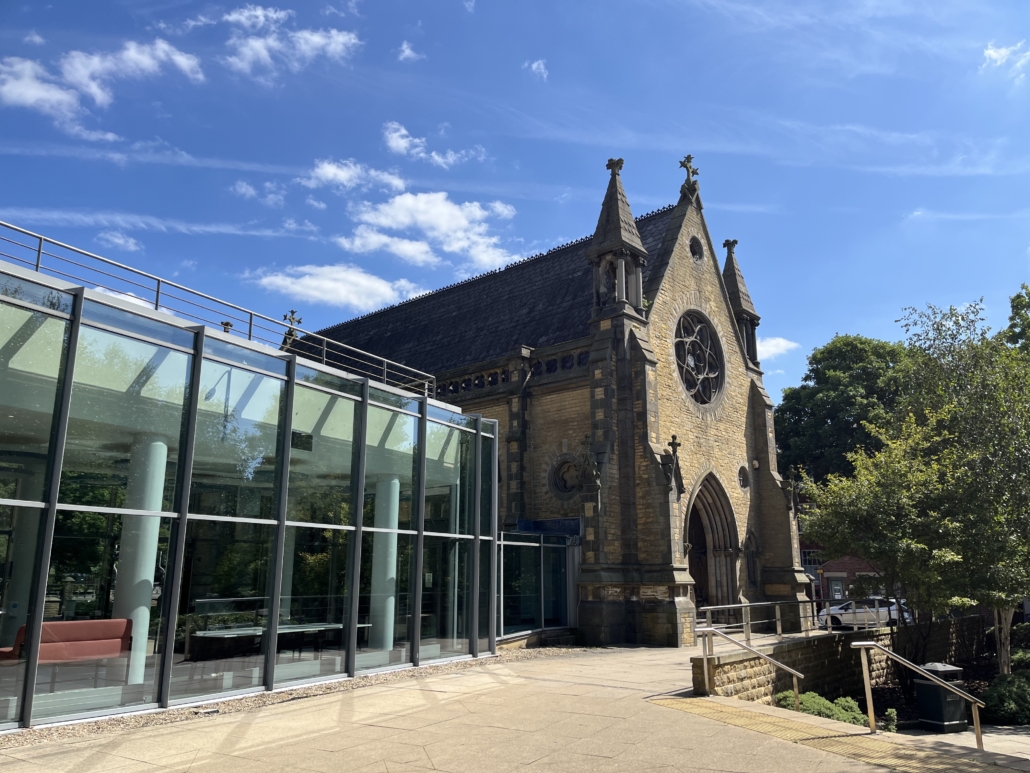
[1,646,1028,772]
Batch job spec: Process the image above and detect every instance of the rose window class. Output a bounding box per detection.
[675,311,723,404]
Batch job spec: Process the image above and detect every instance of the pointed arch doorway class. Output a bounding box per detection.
[686,474,739,612]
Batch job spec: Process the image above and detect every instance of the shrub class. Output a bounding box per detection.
[775,690,867,726]
[880,708,898,733]
[1012,649,1030,672]
[1012,623,1030,650]
[983,672,1030,725]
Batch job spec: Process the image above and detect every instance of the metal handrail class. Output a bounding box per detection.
[850,641,984,751]
[696,626,803,711]
[0,219,436,395]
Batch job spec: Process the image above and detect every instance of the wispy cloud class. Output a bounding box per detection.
[221,4,361,84]
[757,336,800,360]
[0,206,315,239]
[523,59,548,81]
[463,0,475,11]
[96,229,143,252]
[252,263,424,312]
[231,179,285,207]
[305,196,327,210]
[23,32,45,45]
[398,41,425,62]
[981,40,1030,82]
[297,158,406,192]
[907,207,1030,221]
[383,122,485,169]
[0,39,203,141]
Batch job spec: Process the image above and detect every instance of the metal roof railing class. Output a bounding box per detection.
[0,220,435,395]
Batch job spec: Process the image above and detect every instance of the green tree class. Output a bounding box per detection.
[775,335,910,480]
[1004,283,1030,353]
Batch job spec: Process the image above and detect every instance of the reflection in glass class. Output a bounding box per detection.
[478,539,491,653]
[0,300,68,504]
[60,326,191,511]
[502,544,541,635]
[287,385,357,526]
[424,424,473,536]
[420,536,470,661]
[170,519,274,700]
[31,511,170,720]
[274,526,350,685]
[190,358,284,519]
[543,547,568,628]
[362,407,417,529]
[356,531,414,671]
[480,436,494,537]
[0,506,43,722]
[0,275,72,313]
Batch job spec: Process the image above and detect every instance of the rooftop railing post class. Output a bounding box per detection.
[775,605,783,642]
[248,312,254,340]
[34,236,43,271]
[859,646,877,733]
[321,338,327,365]
[154,278,162,311]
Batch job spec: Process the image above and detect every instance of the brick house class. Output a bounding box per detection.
[319,157,808,646]
[818,556,882,601]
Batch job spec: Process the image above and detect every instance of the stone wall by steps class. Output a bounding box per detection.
[691,617,985,704]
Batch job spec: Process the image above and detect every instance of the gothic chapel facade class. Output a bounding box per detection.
[321,157,807,646]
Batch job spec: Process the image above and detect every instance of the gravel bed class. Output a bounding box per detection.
[0,646,598,752]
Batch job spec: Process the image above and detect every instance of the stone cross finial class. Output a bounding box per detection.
[723,239,738,258]
[606,157,624,175]
[679,155,699,183]
[668,435,681,457]
[283,310,302,328]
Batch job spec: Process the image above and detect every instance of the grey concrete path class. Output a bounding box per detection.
[0,647,884,773]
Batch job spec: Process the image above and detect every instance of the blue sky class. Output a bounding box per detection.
[1,1,1028,399]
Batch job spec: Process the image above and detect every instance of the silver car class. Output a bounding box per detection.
[817,598,912,629]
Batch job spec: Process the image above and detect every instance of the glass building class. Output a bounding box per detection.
[0,224,573,729]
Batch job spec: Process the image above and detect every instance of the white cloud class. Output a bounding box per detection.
[96,229,143,252]
[60,39,204,108]
[0,58,114,140]
[254,263,423,312]
[283,217,318,232]
[24,32,45,45]
[757,336,800,361]
[981,41,1030,81]
[464,0,475,10]
[221,5,361,82]
[523,59,548,81]
[488,201,517,219]
[382,121,486,169]
[306,196,327,209]
[223,5,294,31]
[154,15,217,35]
[398,41,424,62]
[350,191,518,270]
[231,180,258,198]
[335,224,439,266]
[297,158,406,192]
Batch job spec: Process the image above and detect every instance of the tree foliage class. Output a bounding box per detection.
[800,292,1030,674]
[775,335,909,481]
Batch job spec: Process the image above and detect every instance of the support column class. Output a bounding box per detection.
[369,474,400,652]
[279,527,297,623]
[616,257,627,303]
[0,464,46,646]
[634,268,644,311]
[112,434,167,685]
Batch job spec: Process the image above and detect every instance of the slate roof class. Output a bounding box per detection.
[722,246,758,319]
[317,205,676,375]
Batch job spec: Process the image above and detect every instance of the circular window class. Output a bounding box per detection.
[689,236,704,263]
[674,311,724,405]
[548,458,581,501]
[738,467,750,489]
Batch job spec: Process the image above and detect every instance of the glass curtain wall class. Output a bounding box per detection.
[497,533,572,638]
[0,265,502,728]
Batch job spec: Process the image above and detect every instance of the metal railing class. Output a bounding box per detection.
[697,626,803,711]
[699,600,818,646]
[0,220,435,395]
[851,641,985,751]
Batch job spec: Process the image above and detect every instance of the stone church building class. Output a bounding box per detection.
[320,157,807,646]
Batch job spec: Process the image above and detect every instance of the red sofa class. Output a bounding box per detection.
[0,619,132,662]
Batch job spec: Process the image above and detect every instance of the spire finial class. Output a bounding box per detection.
[606,157,624,176]
[679,154,699,184]
[723,239,738,258]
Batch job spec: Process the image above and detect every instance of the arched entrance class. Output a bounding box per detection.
[686,474,739,611]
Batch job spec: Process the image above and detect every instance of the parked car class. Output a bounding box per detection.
[817,598,913,629]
